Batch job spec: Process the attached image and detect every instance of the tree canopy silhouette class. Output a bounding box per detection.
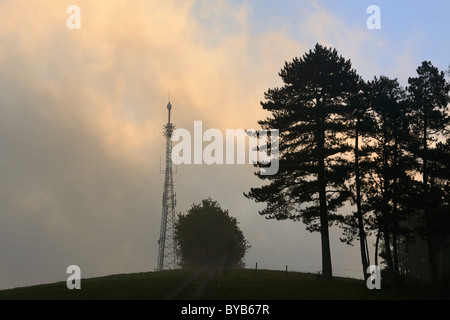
[245,44,450,290]
[407,61,450,286]
[174,198,249,269]
[245,43,359,280]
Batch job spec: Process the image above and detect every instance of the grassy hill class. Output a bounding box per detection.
[203,269,395,300]
[0,269,192,300]
[0,268,438,300]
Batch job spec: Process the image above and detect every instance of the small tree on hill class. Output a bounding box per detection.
[174,198,250,270]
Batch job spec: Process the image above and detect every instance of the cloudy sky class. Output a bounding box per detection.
[0,0,449,290]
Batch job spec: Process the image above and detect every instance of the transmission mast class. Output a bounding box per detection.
[157,99,178,271]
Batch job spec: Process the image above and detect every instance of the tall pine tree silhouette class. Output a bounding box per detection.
[407,61,450,286]
[364,76,411,292]
[245,44,359,280]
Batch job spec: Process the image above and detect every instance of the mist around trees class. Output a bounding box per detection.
[245,43,450,292]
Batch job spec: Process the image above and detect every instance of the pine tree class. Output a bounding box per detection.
[339,80,374,280]
[245,44,359,280]
[407,61,450,286]
[363,76,412,291]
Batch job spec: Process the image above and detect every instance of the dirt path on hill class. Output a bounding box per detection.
[161,270,202,300]
[161,269,218,300]
[186,269,217,300]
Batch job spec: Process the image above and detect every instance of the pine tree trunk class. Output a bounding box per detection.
[383,228,396,293]
[381,131,396,292]
[375,228,380,266]
[317,99,332,280]
[392,231,399,276]
[355,125,369,279]
[365,233,371,266]
[319,163,333,280]
[392,135,399,275]
[423,118,439,287]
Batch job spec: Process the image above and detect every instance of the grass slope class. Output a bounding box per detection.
[203,269,394,300]
[0,268,423,300]
[0,269,192,300]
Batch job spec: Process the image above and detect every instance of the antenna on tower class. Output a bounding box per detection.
[157,95,178,271]
[166,90,172,124]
